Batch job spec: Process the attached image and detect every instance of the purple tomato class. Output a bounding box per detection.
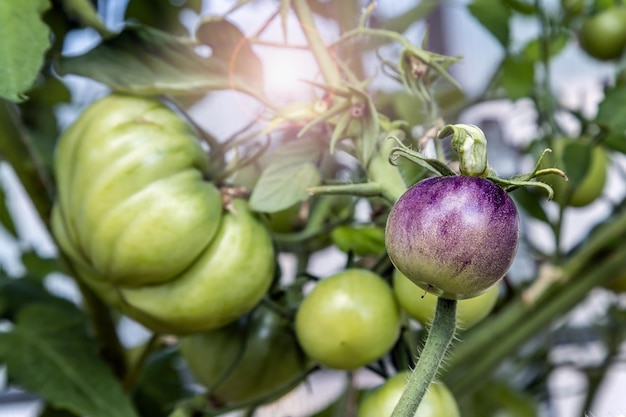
[385,176,519,300]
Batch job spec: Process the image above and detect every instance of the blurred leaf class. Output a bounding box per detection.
[39,404,81,417]
[249,138,322,213]
[510,188,549,223]
[522,33,569,61]
[355,94,380,165]
[56,25,265,98]
[501,55,534,100]
[0,178,18,237]
[0,0,51,102]
[596,85,626,153]
[331,225,386,256]
[0,276,70,320]
[195,16,264,94]
[125,0,202,36]
[21,251,64,281]
[461,379,538,417]
[561,141,591,189]
[132,347,188,417]
[468,0,511,48]
[61,0,109,35]
[377,1,438,34]
[0,303,139,417]
[504,0,537,14]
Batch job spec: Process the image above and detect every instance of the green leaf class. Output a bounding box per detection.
[561,141,591,189]
[195,16,264,95]
[21,251,65,281]
[249,138,323,213]
[501,55,534,100]
[132,347,187,417]
[61,0,110,36]
[0,178,18,237]
[125,0,202,36]
[522,33,569,61]
[468,0,511,47]
[0,277,70,320]
[331,225,386,256]
[510,188,549,223]
[596,85,626,153]
[0,303,139,417]
[56,25,265,98]
[0,0,51,102]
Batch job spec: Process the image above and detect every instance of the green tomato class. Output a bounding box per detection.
[579,7,626,61]
[52,95,275,334]
[179,305,309,406]
[393,270,500,330]
[358,372,460,417]
[541,138,608,207]
[295,269,401,370]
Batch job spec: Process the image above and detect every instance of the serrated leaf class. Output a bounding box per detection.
[0,0,51,102]
[249,139,322,213]
[596,86,626,153]
[501,55,534,100]
[56,25,264,98]
[468,0,511,47]
[0,303,139,417]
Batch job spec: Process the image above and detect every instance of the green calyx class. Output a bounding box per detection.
[387,124,567,199]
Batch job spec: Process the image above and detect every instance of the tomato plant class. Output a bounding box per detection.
[385,176,519,300]
[358,372,460,417]
[179,305,309,407]
[578,6,626,61]
[1,1,626,417]
[294,269,401,370]
[393,270,500,330]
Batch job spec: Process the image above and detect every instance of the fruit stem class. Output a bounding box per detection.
[391,297,457,417]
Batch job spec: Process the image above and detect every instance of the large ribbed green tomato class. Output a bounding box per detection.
[179,306,309,406]
[294,269,401,370]
[51,94,275,334]
[358,372,460,417]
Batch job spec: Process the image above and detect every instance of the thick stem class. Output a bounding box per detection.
[391,297,457,417]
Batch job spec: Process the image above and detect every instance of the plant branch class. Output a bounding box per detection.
[391,297,457,417]
[292,0,341,87]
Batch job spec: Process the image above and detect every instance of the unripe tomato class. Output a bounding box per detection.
[358,372,460,417]
[393,270,500,330]
[579,7,626,61]
[51,94,275,334]
[179,306,309,406]
[541,138,607,207]
[385,176,519,300]
[294,269,401,370]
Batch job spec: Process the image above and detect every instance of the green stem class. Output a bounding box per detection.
[366,137,409,203]
[391,297,457,417]
[122,333,161,392]
[292,0,341,87]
